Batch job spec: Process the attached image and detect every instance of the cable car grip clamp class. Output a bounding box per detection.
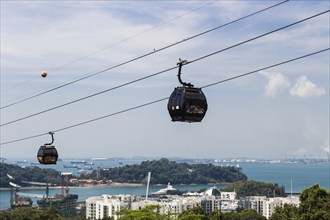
[177,58,193,88]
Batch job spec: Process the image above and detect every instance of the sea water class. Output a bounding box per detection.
[1,159,329,210]
[0,184,222,210]
[240,162,329,191]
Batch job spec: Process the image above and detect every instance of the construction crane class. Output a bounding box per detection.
[36,172,78,217]
[16,192,46,199]
[7,173,14,180]
[8,180,33,208]
[21,180,56,199]
[61,172,73,197]
[7,174,50,208]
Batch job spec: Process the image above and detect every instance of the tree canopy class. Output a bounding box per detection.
[270,184,330,220]
[221,180,286,198]
[1,158,247,187]
[115,205,266,220]
[116,205,168,220]
[93,158,247,184]
[0,163,63,187]
[0,207,62,220]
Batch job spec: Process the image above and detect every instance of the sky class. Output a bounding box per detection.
[0,0,329,160]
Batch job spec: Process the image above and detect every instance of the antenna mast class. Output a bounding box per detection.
[145,172,151,200]
[291,178,293,198]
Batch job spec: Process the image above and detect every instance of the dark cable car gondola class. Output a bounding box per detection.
[168,59,208,122]
[37,131,58,165]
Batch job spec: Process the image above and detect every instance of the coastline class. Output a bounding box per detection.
[0,182,145,191]
[0,182,228,191]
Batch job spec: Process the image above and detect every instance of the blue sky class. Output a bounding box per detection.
[1,0,329,160]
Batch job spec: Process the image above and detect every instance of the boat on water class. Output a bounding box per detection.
[151,182,178,195]
[83,166,93,170]
[63,164,79,168]
[37,194,78,217]
[11,196,33,209]
[9,182,33,209]
[36,171,78,217]
[92,158,107,161]
[70,160,87,164]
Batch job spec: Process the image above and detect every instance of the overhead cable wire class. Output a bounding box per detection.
[0,8,327,127]
[47,0,218,73]
[200,48,329,89]
[0,0,290,110]
[0,66,177,127]
[1,77,39,93]
[1,47,328,146]
[187,9,330,65]
[1,0,218,93]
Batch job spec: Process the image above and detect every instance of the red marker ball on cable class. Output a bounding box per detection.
[41,71,47,78]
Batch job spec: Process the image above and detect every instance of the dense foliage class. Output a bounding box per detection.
[92,158,247,184]
[0,207,86,220]
[270,184,330,220]
[0,163,62,187]
[115,205,266,220]
[116,205,168,220]
[1,158,247,187]
[221,180,286,198]
[0,207,62,220]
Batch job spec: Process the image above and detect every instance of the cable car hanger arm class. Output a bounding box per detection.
[177,59,193,87]
[46,131,55,145]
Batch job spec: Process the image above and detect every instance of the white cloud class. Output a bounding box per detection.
[259,71,290,96]
[290,75,326,98]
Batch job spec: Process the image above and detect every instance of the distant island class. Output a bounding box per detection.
[0,158,246,188]
[88,158,247,184]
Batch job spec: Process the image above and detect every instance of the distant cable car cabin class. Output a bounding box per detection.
[168,59,207,122]
[37,132,58,165]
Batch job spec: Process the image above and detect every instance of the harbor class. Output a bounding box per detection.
[1,158,329,211]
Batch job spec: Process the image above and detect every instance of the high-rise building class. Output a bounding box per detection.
[239,196,300,219]
[86,187,240,219]
[86,194,133,220]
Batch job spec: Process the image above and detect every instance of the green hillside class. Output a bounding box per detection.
[92,158,247,184]
[0,163,62,187]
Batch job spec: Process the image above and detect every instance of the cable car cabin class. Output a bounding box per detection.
[37,145,58,164]
[168,86,207,122]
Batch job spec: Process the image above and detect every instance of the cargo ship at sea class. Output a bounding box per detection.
[37,173,79,217]
[8,172,79,217]
[35,172,79,217]
[37,193,78,217]
[11,196,33,209]
[9,181,33,209]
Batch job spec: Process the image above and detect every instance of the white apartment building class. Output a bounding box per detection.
[86,194,132,220]
[240,196,300,219]
[220,192,238,212]
[131,196,201,217]
[262,197,300,219]
[240,196,267,214]
[86,194,222,219]
[202,187,238,213]
[85,188,239,219]
[220,191,237,200]
[201,196,221,215]
[132,195,220,217]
